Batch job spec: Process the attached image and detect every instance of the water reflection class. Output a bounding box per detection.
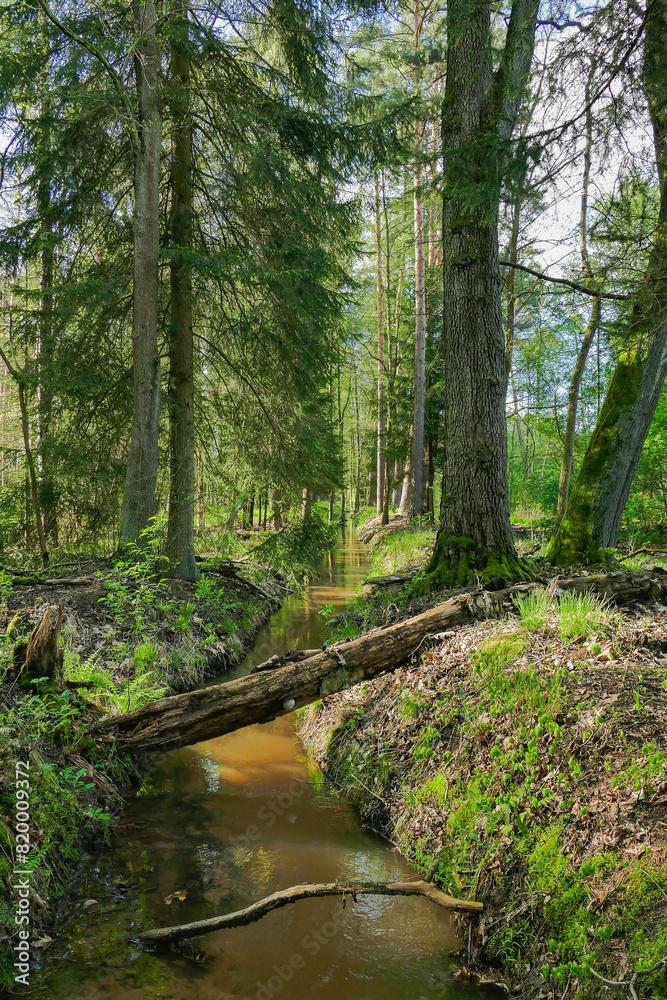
[31,530,490,1000]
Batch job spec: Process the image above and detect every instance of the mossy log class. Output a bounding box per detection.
[250,649,321,673]
[90,592,494,751]
[88,568,667,754]
[136,880,483,945]
[363,571,419,586]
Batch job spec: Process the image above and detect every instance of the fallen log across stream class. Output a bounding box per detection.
[89,567,667,754]
[135,880,483,946]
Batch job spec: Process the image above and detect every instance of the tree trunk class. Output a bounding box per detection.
[409,11,427,519]
[504,197,521,394]
[166,6,199,582]
[18,383,49,568]
[272,488,282,530]
[90,567,667,753]
[547,0,667,564]
[552,67,601,537]
[354,368,361,512]
[37,105,57,546]
[423,0,539,590]
[119,0,162,548]
[381,466,390,525]
[374,172,386,516]
[398,445,412,516]
[302,485,312,521]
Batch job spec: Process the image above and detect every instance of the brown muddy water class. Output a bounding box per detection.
[28,529,490,1000]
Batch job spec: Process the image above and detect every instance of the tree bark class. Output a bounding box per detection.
[374,172,386,516]
[302,485,312,521]
[423,0,539,590]
[37,101,57,546]
[409,8,427,520]
[547,0,667,564]
[119,0,162,548]
[272,488,282,530]
[18,383,49,568]
[166,6,199,582]
[136,880,482,945]
[553,67,601,537]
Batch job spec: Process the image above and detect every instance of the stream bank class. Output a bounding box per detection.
[0,556,286,993]
[1,528,490,1000]
[298,571,667,999]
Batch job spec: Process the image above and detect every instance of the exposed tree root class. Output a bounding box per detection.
[413,533,532,594]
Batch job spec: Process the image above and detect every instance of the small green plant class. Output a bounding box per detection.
[399,691,425,721]
[133,642,159,668]
[412,725,440,763]
[174,602,195,633]
[516,590,553,631]
[557,591,617,642]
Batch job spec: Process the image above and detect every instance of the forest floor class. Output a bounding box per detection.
[298,522,667,1000]
[0,550,290,992]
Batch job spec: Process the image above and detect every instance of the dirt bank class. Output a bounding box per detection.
[0,564,283,992]
[299,586,667,999]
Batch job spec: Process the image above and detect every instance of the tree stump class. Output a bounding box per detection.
[13,604,64,687]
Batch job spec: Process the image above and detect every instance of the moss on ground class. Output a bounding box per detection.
[300,597,667,998]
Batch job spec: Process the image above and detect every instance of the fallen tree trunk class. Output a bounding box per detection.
[363,571,418,586]
[90,591,486,751]
[250,649,321,673]
[136,880,483,946]
[89,568,667,754]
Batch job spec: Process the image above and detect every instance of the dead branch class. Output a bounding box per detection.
[135,879,483,945]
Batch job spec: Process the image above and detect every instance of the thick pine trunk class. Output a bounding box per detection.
[409,12,427,519]
[548,0,667,564]
[37,109,57,546]
[423,0,538,590]
[374,173,386,516]
[166,7,199,582]
[119,0,162,548]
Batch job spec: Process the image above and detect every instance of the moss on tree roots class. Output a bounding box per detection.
[412,534,532,594]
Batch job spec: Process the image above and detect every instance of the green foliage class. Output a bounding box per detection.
[557,591,617,642]
[515,590,554,631]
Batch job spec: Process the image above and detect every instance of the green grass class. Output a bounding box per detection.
[367,528,434,577]
[557,590,617,642]
[516,589,554,631]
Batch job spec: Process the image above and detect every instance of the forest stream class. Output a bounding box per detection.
[28,531,490,1000]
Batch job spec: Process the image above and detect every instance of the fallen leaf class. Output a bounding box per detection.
[82,899,98,909]
[165,889,187,905]
[33,935,53,949]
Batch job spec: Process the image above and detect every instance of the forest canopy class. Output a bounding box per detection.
[0,0,665,579]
